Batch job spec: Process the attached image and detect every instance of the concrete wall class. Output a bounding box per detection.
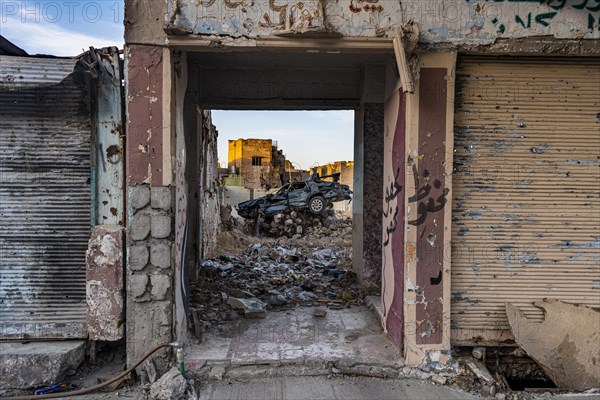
[124,0,600,371]
[167,0,599,41]
[126,185,174,374]
[381,87,405,352]
[124,42,222,372]
[198,110,222,261]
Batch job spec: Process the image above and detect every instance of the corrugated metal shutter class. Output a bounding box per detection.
[0,56,91,339]
[452,57,600,345]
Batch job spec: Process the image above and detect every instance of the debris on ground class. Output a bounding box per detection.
[34,382,77,395]
[191,213,366,333]
[250,208,353,239]
[464,357,495,385]
[227,297,267,319]
[149,367,186,400]
[506,300,600,390]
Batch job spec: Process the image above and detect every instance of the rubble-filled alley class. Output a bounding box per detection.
[190,208,367,332]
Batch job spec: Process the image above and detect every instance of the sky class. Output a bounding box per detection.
[0,0,125,56]
[213,110,354,170]
[0,2,355,168]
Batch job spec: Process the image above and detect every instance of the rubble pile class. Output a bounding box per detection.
[251,209,352,239]
[190,220,365,332]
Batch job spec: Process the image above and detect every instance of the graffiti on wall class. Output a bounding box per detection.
[185,0,324,35]
[174,147,189,335]
[170,0,403,37]
[413,68,447,345]
[381,90,406,349]
[467,0,600,33]
[407,164,449,227]
[383,167,403,247]
[349,0,383,14]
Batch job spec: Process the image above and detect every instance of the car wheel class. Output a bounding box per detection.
[308,196,326,214]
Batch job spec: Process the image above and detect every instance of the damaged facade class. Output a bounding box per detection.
[310,161,354,190]
[123,0,599,374]
[226,138,307,189]
[2,0,599,392]
[0,45,125,343]
[0,44,128,388]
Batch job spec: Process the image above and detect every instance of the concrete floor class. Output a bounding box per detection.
[185,305,401,370]
[198,376,480,400]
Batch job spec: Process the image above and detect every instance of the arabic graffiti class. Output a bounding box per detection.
[349,0,383,14]
[222,0,319,31]
[407,165,449,227]
[383,166,403,247]
[467,0,600,33]
[467,0,600,11]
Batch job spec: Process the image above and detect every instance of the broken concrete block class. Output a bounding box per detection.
[130,274,149,299]
[149,367,186,400]
[151,215,172,239]
[0,341,85,389]
[144,358,158,384]
[506,300,600,390]
[131,185,150,210]
[208,365,226,381]
[313,307,327,317]
[151,186,172,211]
[151,274,171,301]
[464,357,495,385]
[129,244,149,271]
[227,297,266,319]
[151,242,171,269]
[130,214,150,241]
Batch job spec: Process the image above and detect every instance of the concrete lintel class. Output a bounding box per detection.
[167,35,395,53]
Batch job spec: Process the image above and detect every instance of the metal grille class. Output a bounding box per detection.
[452,57,600,345]
[0,56,91,339]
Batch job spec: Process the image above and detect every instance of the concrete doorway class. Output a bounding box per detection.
[176,49,400,371]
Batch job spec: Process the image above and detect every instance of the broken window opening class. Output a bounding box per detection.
[251,156,263,166]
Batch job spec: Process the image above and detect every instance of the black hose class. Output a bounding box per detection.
[2,342,172,400]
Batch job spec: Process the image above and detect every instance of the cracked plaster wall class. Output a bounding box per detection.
[166,0,599,41]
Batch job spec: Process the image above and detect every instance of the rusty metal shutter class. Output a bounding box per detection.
[452,57,600,345]
[0,56,91,339]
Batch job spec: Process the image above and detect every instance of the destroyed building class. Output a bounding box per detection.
[221,138,310,209]
[310,161,354,190]
[1,0,600,395]
[225,138,307,189]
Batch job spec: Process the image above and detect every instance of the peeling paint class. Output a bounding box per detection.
[167,0,599,41]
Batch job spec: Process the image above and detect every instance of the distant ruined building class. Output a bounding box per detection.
[310,161,354,190]
[225,138,308,189]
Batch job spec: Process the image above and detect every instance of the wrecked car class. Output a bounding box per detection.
[237,173,352,219]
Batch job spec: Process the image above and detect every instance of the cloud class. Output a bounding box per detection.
[1,15,123,56]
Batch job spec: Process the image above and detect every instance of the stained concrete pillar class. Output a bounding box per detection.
[352,65,386,289]
[402,52,456,366]
[125,44,176,375]
[353,104,384,289]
